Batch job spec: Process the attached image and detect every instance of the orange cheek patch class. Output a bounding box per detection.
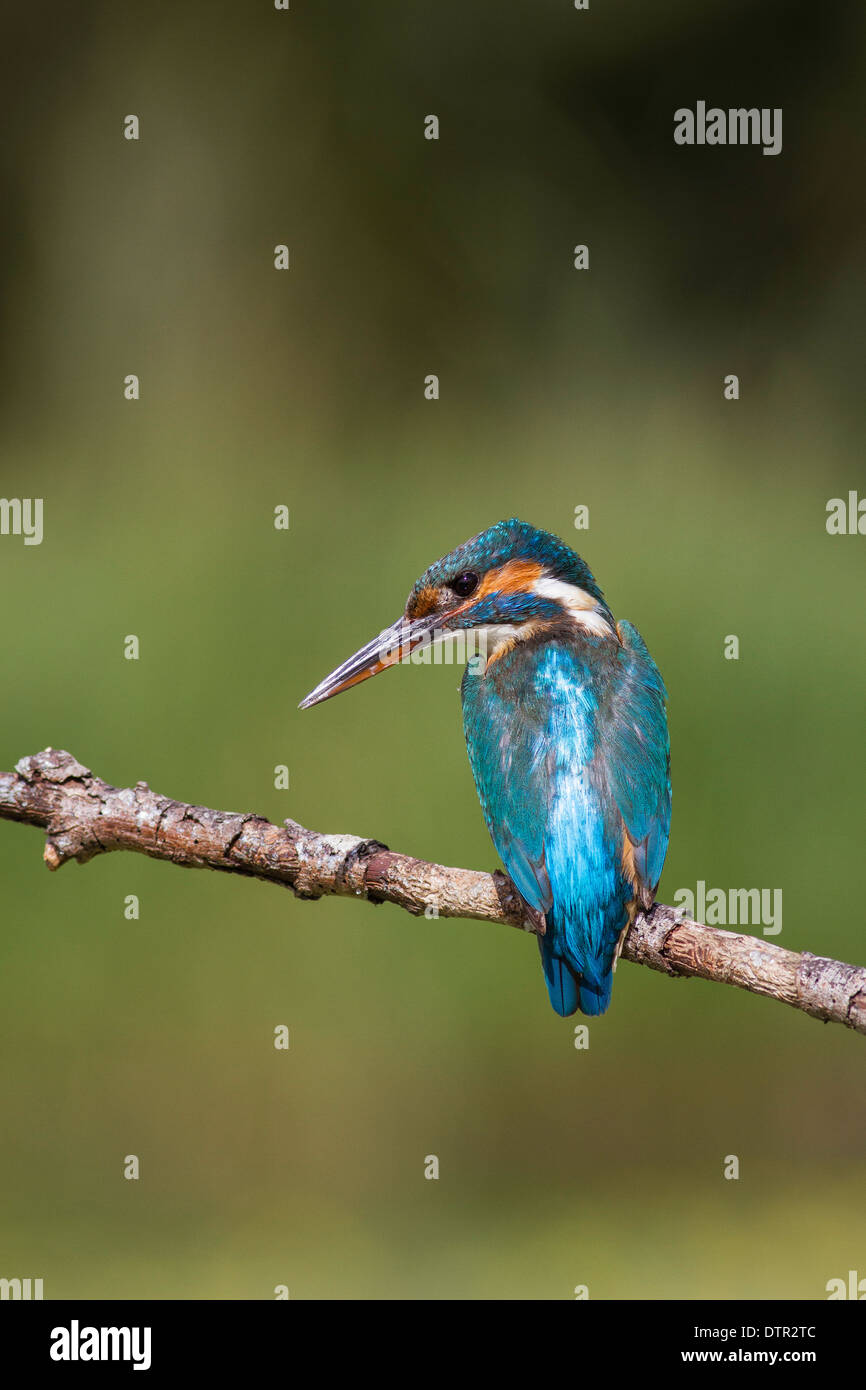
[408,585,440,618]
[477,558,544,599]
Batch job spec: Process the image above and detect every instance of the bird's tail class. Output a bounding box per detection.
[576,971,613,1016]
[538,938,613,1017]
[538,938,580,1017]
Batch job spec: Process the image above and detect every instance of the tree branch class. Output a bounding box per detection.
[2,748,864,1036]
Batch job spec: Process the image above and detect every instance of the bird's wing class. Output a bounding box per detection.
[595,620,672,906]
[461,677,553,916]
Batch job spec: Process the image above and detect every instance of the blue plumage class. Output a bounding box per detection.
[300,518,671,1017]
[462,626,670,1016]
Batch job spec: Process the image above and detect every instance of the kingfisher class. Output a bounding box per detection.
[299,520,671,1017]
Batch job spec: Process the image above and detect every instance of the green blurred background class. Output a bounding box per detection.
[1,1,864,1299]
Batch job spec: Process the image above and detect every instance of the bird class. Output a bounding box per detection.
[299,519,671,1017]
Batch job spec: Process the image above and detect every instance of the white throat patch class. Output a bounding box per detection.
[479,621,540,657]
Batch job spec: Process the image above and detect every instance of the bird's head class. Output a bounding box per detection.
[299,518,615,709]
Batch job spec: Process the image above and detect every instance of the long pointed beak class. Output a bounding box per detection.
[298,614,441,710]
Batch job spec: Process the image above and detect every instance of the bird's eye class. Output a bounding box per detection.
[450,571,479,599]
